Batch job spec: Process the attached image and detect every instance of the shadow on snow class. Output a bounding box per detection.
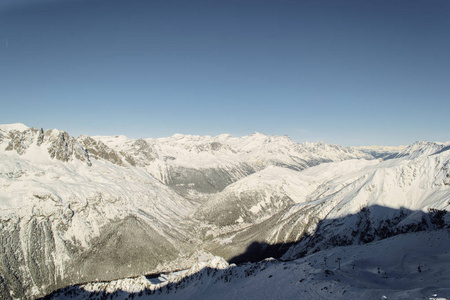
[40,205,449,299]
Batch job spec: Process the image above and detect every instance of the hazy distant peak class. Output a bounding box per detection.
[0,123,29,132]
[396,140,446,159]
[249,131,267,137]
[214,133,233,141]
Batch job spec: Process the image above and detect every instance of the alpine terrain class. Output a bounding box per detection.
[0,123,449,299]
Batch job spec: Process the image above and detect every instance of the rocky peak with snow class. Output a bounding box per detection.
[1,123,449,299]
[1,124,92,165]
[0,124,394,171]
[394,140,448,159]
[1,124,393,199]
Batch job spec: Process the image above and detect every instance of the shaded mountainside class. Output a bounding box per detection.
[1,123,449,299]
[195,149,450,262]
[0,125,199,299]
[43,218,450,300]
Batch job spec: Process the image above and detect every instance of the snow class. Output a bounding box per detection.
[90,134,131,149]
[90,130,376,170]
[49,229,450,300]
[0,122,29,132]
[355,144,408,152]
[400,141,445,158]
[0,126,199,292]
[299,149,450,217]
[1,123,449,299]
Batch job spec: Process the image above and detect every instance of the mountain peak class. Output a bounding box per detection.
[0,123,29,132]
[396,140,445,159]
[250,132,266,136]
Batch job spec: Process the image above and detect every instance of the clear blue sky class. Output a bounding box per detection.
[1,0,449,146]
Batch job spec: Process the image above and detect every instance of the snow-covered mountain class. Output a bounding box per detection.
[194,148,450,264]
[0,124,200,300]
[94,131,376,199]
[0,123,448,299]
[45,229,450,300]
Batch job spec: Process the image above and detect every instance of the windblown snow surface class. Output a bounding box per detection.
[0,123,449,300]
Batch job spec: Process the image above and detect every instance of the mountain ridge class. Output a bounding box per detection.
[1,123,449,299]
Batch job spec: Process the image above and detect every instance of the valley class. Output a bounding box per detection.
[0,123,448,299]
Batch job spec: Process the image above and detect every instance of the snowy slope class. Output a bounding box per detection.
[392,141,450,160]
[194,160,377,236]
[281,144,450,256]
[194,145,450,263]
[45,229,450,300]
[0,125,199,299]
[1,123,448,300]
[93,132,380,198]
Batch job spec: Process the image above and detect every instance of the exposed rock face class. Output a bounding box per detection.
[77,136,122,166]
[0,217,62,300]
[36,128,45,146]
[0,215,190,299]
[2,124,449,299]
[2,127,93,166]
[48,131,74,162]
[0,124,384,197]
[123,139,158,166]
[75,216,181,280]
[5,128,38,155]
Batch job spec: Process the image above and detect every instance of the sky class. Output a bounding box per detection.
[0,0,449,146]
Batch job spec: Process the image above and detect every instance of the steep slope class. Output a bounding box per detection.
[1,123,446,299]
[94,132,378,198]
[190,143,450,262]
[384,140,449,160]
[281,143,450,258]
[42,141,450,299]
[45,229,450,300]
[195,160,380,227]
[0,125,199,299]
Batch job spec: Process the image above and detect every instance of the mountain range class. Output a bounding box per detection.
[0,123,449,299]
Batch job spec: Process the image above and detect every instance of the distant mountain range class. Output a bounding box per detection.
[0,123,448,299]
